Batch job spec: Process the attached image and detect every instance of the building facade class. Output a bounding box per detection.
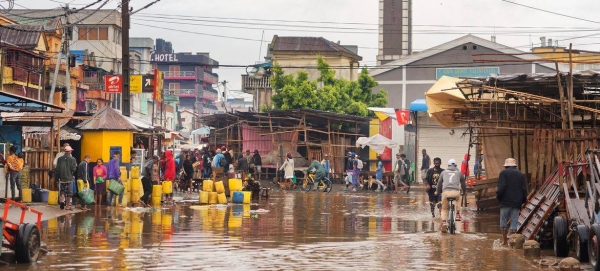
[151,39,220,116]
[377,0,412,65]
[371,35,561,176]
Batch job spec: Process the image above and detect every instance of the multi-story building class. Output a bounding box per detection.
[377,0,412,65]
[129,37,155,122]
[151,39,220,116]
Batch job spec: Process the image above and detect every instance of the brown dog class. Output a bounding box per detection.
[279,179,294,190]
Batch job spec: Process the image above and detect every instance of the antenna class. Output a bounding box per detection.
[258,30,265,63]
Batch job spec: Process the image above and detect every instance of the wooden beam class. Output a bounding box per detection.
[568,44,574,130]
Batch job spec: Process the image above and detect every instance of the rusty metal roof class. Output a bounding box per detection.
[270,36,362,60]
[76,106,139,131]
[0,25,44,49]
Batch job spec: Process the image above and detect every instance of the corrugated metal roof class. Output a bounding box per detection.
[0,25,44,49]
[76,106,139,131]
[1,110,74,133]
[271,36,362,60]
[6,9,121,27]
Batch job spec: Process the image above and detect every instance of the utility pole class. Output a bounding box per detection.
[48,15,65,104]
[65,5,71,109]
[121,0,131,116]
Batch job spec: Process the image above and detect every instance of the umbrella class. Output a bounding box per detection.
[425,76,466,128]
[356,134,399,154]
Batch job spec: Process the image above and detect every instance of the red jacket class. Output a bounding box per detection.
[460,153,470,177]
[163,150,176,181]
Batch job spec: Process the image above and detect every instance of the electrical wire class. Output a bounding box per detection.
[501,0,600,25]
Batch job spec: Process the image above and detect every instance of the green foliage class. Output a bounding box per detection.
[270,56,388,117]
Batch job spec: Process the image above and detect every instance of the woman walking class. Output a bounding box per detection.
[92,159,107,206]
[279,153,295,188]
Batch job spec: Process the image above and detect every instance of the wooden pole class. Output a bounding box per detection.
[568,43,574,130]
[555,62,567,130]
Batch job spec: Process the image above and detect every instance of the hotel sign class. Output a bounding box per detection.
[151,53,179,62]
[435,67,499,79]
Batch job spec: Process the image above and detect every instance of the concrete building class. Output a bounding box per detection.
[266,35,362,81]
[151,39,220,116]
[532,37,600,71]
[129,38,155,123]
[179,109,201,132]
[377,0,412,65]
[224,91,253,113]
[371,34,559,177]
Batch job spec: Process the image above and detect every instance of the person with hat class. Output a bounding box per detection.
[435,158,466,232]
[497,158,527,246]
[56,145,77,210]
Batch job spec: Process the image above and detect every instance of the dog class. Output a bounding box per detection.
[278,179,293,190]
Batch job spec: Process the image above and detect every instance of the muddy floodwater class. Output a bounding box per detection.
[6,190,541,270]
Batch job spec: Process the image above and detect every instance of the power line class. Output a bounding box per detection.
[501,0,600,25]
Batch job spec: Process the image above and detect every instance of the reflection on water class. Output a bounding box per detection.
[6,192,539,270]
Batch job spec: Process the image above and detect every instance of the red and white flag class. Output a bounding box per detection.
[395,109,410,126]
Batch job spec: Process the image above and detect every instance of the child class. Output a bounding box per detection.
[93,159,107,207]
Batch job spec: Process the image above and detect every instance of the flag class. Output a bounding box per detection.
[395,109,410,126]
[373,111,390,121]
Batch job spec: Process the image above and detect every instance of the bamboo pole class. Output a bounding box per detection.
[555,62,567,130]
[568,43,575,130]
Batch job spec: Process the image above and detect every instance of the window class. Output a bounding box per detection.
[114,28,122,45]
[169,65,180,72]
[78,26,109,41]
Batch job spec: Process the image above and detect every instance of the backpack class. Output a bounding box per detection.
[219,156,226,167]
[356,158,363,170]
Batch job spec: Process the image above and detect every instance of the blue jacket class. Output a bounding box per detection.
[213,153,225,168]
[376,161,383,180]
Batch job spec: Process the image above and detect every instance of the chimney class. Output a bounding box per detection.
[548,38,553,47]
[540,37,546,47]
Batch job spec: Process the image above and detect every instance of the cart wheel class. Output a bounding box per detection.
[577,225,590,262]
[553,216,569,257]
[15,223,41,263]
[589,224,600,270]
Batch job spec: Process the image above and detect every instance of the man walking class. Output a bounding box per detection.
[420,149,431,185]
[106,151,123,208]
[76,155,91,210]
[425,157,444,217]
[435,159,466,232]
[497,158,527,246]
[56,146,76,210]
[4,146,23,201]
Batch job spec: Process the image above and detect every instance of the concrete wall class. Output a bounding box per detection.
[72,26,122,72]
[273,54,358,81]
[81,130,133,164]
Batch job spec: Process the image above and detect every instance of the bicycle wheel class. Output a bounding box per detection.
[315,179,327,192]
[299,177,313,192]
[448,202,456,234]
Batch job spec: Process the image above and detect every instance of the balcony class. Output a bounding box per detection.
[177,89,195,98]
[242,74,271,90]
[202,71,218,84]
[198,87,218,101]
[83,70,108,90]
[164,71,196,80]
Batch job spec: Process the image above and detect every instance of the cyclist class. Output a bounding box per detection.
[435,158,466,233]
[307,157,326,185]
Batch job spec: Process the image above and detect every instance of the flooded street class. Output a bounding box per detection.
[7,190,540,270]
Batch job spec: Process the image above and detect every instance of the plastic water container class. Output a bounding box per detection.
[229,179,243,192]
[152,185,162,197]
[48,190,59,205]
[232,191,244,204]
[208,192,218,204]
[131,166,140,179]
[203,180,214,192]
[162,213,172,231]
[77,179,87,192]
[21,188,32,203]
[162,181,173,194]
[120,167,128,181]
[131,178,142,191]
[199,191,209,204]
[214,181,225,194]
[106,179,111,193]
[152,211,162,225]
[130,190,141,203]
[217,193,227,204]
[151,196,161,206]
[40,190,49,203]
[242,191,251,204]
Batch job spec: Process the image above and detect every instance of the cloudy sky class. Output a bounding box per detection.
[13,0,600,90]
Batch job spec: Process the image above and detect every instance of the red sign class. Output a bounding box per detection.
[104,75,122,93]
[395,109,410,126]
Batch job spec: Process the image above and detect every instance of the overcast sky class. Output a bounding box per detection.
[14,0,600,91]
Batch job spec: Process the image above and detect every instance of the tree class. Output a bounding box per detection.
[269,56,388,117]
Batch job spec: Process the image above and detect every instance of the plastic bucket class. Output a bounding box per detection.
[217,193,227,204]
[199,191,209,204]
[40,190,49,203]
[48,190,59,205]
[242,191,251,204]
[22,188,32,203]
[162,181,173,194]
[203,180,214,192]
[232,191,244,204]
[208,192,218,204]
[215,181,225,194]
[152,185,162,197]
[228,179,243,192]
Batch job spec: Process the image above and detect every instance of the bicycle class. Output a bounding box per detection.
[299,173,332,193]
[446,197,457,234]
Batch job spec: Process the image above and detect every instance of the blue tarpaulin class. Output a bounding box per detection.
[0,92,63,112]
[409,99,427,112]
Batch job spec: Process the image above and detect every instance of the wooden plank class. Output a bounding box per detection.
[573,200,591,227]
[517,193,545,233]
